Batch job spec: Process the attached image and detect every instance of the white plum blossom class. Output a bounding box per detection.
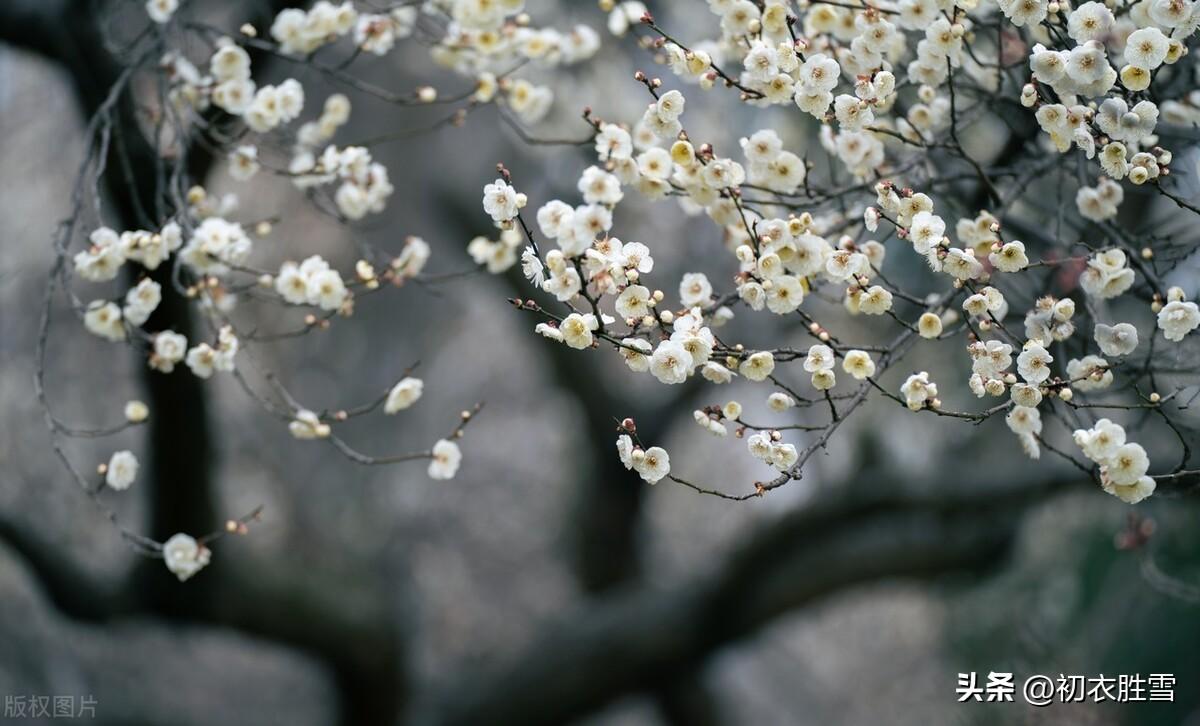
[650,341,693,384]
[841,350,875,380]
[84,301,125,342]
[428,439,462,480]
[1094,323,1139,357]
[679,273,713,306]
[633,446,670,484]
[1068,355,1112,391]
[385,378,424,414]
[917,312,943,339]
[163,533,211,582]
[739,352,775,381]
[1104,476,1156,504]
[123,278,162,327]
[803,344,835,373]
[561,313,598,350]
[1074,419,1126,462]
[1105,443,1150,486]
[989,241,1029,272]
[536,323,564,343]
[150,332,188,373]
[482,178,522,223]
[307,268,347,311]
[105,450,139,490]
[1010,383,1043,408]
[1017,342,1054,384]
[767,393,796,412]
[288,409,329,440]
[900,372,937,411]
[74,228,126,281]
[124,401,149,423]
[1005,405,1042,436]
[616,434,635,469]
[1125,27,1170,70]
[1157,300,1200,342]
[146,0,178,23]
[180,217,252,274]
[614,337,650,372]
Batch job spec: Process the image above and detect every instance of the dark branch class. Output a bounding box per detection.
[423,473,1074,726]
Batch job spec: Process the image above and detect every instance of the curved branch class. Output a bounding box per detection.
[421,473,1074,726]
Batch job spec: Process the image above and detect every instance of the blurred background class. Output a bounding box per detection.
[1,1,1199,725]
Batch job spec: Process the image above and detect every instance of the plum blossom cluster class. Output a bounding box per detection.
[477,0,1200,503]
[292,145,394,221]
[265,0,599,123]
[50,0,596,577]
[616,433,670,484]
[1074,419,1156,504]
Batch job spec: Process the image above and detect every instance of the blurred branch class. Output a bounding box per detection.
[513,272,725,725]
[423,472,1075,726]
[0,517,132,621]
[210,554,408,726]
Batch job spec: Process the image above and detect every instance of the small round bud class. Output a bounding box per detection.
[356,260,377,282]
[124,400,149,423]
